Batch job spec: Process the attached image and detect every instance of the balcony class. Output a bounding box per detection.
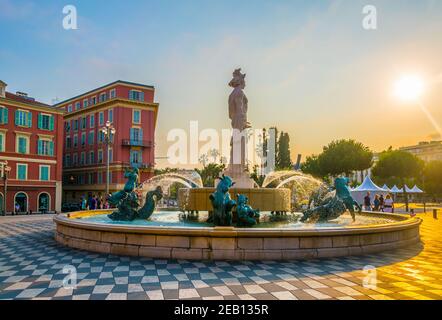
[122,162,153,169]
[121,139,153,148]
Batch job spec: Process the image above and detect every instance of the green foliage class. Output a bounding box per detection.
[250,165,265,187]
[276,131,292,170]
[301,139,373,178]
[372,150,424,180]
[423,161,442,196]
[195,163,226,187]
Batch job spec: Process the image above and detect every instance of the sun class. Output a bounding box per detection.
[393,75,425,101]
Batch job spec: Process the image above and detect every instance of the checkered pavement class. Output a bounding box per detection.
[1,214,442,300]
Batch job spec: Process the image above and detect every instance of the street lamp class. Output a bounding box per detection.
[101,121,116,198]
[0,161,11,216]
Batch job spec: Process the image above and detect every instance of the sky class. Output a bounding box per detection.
[1,0,442,168]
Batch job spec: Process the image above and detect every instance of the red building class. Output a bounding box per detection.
[55,80,159,203]
[0,80,64,214]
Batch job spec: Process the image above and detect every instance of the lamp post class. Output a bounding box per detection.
[101,121,116,198]
[0,161,11,216]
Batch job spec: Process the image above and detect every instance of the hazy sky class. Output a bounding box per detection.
[1,0,442,168]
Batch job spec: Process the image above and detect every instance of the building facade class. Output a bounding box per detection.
[399,141,442,162]
[55,81,159,203]
[0,80,64,213]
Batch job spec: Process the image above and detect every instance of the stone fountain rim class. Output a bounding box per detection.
[53,210,421,238]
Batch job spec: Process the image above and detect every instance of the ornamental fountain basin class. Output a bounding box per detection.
[53,210,421,261]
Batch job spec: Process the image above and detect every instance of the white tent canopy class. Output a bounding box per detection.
[351,176,389,205]
[410,185,424,193]
[404,185,414,193]
[390,185,403,193]
[382,184,390,192]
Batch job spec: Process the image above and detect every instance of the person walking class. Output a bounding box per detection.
[97,196,102,209]
[373,195,380,211]
[81,197,87,210]
[90,195,97,210]
[384,194,394,213]
[379,194,385,212]
[364,192,372,211]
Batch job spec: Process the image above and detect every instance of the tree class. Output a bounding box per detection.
[318,139,373,177]
[301,155,325,179]
[276,132,292,170]
[423,161,442,197]
[195,163,226,187]
[250,164,265,187]
[372,150,424,211]
[208,148,220,163]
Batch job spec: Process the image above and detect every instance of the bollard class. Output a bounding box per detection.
[433,209,438,220]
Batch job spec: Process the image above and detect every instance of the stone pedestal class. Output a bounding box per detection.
[222,164,255,188]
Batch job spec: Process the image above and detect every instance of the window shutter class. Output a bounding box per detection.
[139,151,143,164]
[49,141,54,156]
[139,128,143,140]
[37,140,42,155]
[27,112,32,127]
[38,114,42,129]
[49,115,54,131]
[4,108,8,124]
[0,108,3,124]
[140,92,145,102]
[15,110,19,126]
[0,134,3,151]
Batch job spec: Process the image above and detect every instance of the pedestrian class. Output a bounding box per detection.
[90,195,97,210]
[364,192,372,211]
[373,195,380,211]
[81,197,87,210]
[384,194,394,213]
[97,196,102,209]
[379,194,385,212]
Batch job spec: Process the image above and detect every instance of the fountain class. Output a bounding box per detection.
[53,68,422,260]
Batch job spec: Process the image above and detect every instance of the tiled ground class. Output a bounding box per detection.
[0,213,442,300]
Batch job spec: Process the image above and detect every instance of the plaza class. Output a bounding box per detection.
[0,211,441,300]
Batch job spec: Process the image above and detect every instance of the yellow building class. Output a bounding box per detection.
[400,141,442,162]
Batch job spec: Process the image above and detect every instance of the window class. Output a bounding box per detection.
[108,148,113,163]
[98,150,103,163]
[89,114,95,128]
[17,164,27,180]
[38,114,54,130]
[130,128,143,143]
[83,99,88,108]
[81,132,86,146]
[73,153,78,166]
[108,109,113,123]
[133,110,141,124]
[129,90,144,102]
[89,151,95,164]
[97,172,103,184]
[99,112,104,126]
[81,117,87,130]
[66,136,71,149]
[99,92,108,103]
[73,134,78,148]
[67,104,72,113]
[37,139,54,156]
[39,165,50,181]
[91,96,97,105]
[73,119,78,131]
[130,150,142,165]
[98,130,104,143]
[110,89,116,99]
[16,135,29,154]
[65,121,71,133]
[15,110,32,127]
[75,102,80,110]
[65,154,71,167]
[88,173,93,184]
[88,131,94,145]
[80,152,85,165]
[0,106,8,124]
[0,132,5,152]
